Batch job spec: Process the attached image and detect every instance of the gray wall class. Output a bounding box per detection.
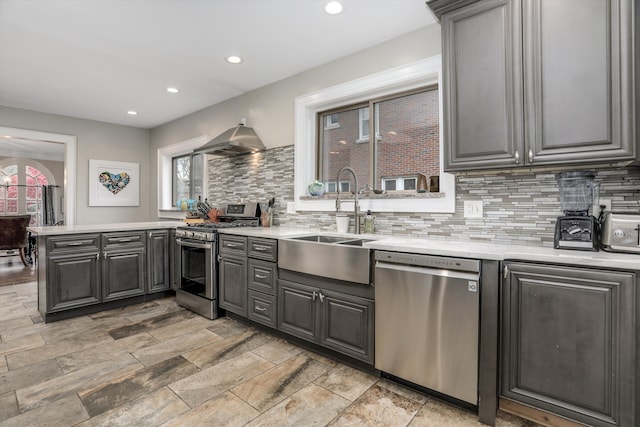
[0,106,151,225]
[149,25,442,218]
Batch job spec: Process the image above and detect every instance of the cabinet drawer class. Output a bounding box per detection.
[248,259,276,295]
[219,234,247,255]
[248,237,277,262]
[47,234,100,254]
[102,231,145,250]
[247,290,277,329]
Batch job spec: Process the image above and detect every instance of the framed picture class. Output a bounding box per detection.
[89,159,139,206]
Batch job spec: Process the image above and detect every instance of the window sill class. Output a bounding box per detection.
[300,192,445,201]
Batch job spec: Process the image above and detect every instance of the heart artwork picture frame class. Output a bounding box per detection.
[89,159,140,206]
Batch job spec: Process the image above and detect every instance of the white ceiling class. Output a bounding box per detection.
[0,0,436,129]
[0,138,65,162]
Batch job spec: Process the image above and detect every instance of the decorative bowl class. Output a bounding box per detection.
[308,180,325,196]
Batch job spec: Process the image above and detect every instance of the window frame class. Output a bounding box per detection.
[157,135,210,219]
[318,86,435,193]
[293,55,455,213]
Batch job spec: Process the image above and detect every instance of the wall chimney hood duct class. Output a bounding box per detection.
[194,124,265,156]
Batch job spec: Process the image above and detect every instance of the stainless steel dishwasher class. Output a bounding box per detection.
[374,251,480,405]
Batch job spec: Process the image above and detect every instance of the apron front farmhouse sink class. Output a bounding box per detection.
[278,234,375,284]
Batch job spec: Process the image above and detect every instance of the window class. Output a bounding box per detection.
[382,177,417,191]
[358,107,370,141]
[0,162,53,226]
[171,153,204,206]
[294,56,455,213]
[318,87,439,193]
[325,181,350,193]
[325,113,339,129]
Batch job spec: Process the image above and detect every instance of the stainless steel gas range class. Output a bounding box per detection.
[174,202,260,319]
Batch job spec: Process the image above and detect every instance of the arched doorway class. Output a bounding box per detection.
[0,126,76,225]
[0,159,56,226]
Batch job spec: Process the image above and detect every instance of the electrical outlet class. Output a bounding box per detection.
[595,198,611,217]
[464,200,483,218]
[286,201,296,214]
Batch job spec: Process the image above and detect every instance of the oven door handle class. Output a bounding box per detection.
[176,239,213,250]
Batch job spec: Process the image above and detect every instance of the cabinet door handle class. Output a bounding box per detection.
[318,292,325,303]
[96,253,100,260]
[503,265,509,279]
[103,252,108,258]
[255,274,267,279]
[528,149,533,163]
[255,305,267,312]
[514,150,520,164]
[312,290,317,301]
[217,255,222,262]
[253,245,269,251]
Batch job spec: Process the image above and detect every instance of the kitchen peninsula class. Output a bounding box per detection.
[29,222,182,322]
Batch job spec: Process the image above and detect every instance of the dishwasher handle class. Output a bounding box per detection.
[375,260,480,282]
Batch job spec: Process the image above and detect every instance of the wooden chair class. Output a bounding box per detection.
[0,215,32,267]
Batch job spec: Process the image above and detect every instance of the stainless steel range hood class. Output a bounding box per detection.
[194,124,265,156]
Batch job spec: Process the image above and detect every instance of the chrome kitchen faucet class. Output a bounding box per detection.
[335,166,360,234]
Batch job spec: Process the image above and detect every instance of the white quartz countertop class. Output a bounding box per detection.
[221,226,640,270]
[28,221,184,236]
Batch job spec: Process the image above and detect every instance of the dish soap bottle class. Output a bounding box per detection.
[364,210,375,234]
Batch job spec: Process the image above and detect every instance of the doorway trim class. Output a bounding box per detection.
[0,126,76,225]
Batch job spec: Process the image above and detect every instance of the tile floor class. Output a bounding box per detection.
[0,281,541,427]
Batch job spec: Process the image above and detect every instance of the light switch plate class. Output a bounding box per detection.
[286,202,296,214]
[464,200,483,218]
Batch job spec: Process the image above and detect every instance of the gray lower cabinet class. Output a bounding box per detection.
[102,248,145,301]
[219,235,248,316]
[47,251,101,312]
[102,231,147,301]
[277,279,374,364]
[247,252,278,328]
[170,229,179,291]
[435,0,636,171]
[501,262,636,427]
[147,230,170,293]
[45,233,102,312]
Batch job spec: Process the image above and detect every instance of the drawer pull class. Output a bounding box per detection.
[226,243,239,248]
[255,305,267,312]
[253,245,269,251]
[64,240,93,246]
[255,274,267,279]
[118,238,132,243]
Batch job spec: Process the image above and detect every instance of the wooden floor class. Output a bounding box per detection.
[0,254,36,287]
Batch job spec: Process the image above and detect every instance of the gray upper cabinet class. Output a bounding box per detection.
[523,0,635,164]
[502,262,636,427]
[436,0,636,171]
[442,0,524,170]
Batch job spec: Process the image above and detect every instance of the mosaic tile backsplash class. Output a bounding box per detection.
[207,145,640,247]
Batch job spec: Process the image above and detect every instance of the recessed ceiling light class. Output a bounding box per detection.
[226,56,243,64]
[325,1,343,14]
[166,87,179,93]
[127,111,138,115]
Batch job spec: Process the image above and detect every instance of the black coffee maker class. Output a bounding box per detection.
[554,171,599,251]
